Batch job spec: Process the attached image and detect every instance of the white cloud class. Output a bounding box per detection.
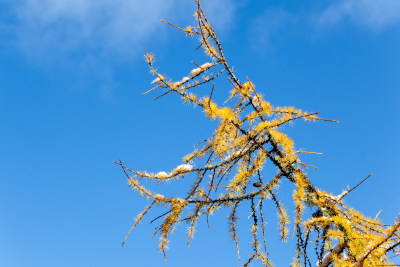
[0,0,236,96]
[15,0,179,60]
[10,0,236,62]
[316,0,400,31]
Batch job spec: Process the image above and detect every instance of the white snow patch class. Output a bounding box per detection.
[174,164,193,172]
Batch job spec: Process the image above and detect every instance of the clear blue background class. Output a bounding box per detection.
[1,0,399,266]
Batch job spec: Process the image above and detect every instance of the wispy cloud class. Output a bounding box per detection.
[6,0,236,62]
[0,0,236,95]
[14,0,182,61]
[316,0,400,31]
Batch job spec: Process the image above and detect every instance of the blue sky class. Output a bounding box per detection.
[1,0,400,266]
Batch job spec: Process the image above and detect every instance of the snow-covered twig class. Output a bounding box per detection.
[174,164,194,172]
[316,242,346,267]
[155,172,168,179]
[151,77,161,84]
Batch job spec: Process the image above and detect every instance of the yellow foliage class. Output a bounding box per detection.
[115,1,400,266]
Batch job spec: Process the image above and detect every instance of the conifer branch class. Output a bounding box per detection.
[116,1,400,266]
